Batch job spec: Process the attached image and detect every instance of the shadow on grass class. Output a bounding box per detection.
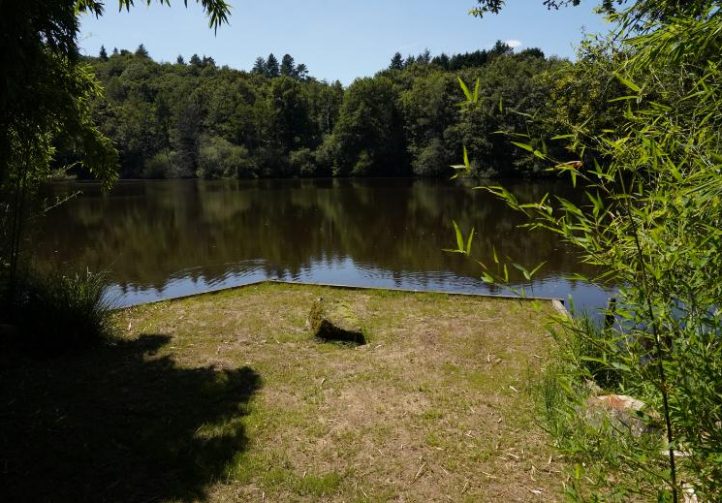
[0,334,261,502]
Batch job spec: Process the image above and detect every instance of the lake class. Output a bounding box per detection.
[34,178,613,311]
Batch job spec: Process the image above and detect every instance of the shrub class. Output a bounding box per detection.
[8,269,111,353]
[460,3,722,499]
[142,150,177,178]
[289,148,317,177]
[350,150,373,176]
[197,136,256,179]
[315,135,339,175]
[412,138,449,177]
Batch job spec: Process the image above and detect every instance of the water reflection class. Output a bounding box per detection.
[34,178,613,310]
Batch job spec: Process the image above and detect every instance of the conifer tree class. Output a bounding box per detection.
[490,40,512,57]
[519,47,544,59]
[176,55,185,65]
[135,43,149,58]
[418,49,431,65]
[389,52,404,70]
[252,57,267,75]
[266,53,280,77]
[99,45,108,61]
[280,54,296,76]
[295,63,309,80]
[432,53,450,69]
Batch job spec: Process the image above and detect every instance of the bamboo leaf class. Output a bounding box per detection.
[529,262,547,278]
[458,77,472,102]
[608,95,641,103]
[511,141,534,153]
[453,220,464,251]
[512,263,531,281]
[615,73,642,93]
[580,356,608,365]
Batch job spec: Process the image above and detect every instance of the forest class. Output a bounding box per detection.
[65,41,621,180]
[4,0,721,500]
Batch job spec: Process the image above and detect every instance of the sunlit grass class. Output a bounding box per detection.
[1,282,564,502]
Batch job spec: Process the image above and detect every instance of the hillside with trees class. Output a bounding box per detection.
[68,42,617,180]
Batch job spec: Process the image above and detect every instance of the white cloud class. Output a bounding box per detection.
[505,39,523,49]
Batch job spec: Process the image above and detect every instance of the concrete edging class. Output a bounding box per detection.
[111,279,565,311]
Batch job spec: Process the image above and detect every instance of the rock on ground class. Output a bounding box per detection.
[587,394,659,437]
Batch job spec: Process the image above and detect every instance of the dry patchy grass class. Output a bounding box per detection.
[119,283,565,502]
[1,282,565,502]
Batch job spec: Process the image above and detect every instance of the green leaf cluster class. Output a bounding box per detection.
[0,0,230,316]
[466,1,722,499]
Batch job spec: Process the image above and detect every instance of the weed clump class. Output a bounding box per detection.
[2,269,111,353]
[308,297,366,346]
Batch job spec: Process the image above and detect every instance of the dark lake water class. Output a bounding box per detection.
[34,178,613,311]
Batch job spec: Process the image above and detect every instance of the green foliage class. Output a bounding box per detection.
[389,52,405,70]
[280,53,295,77]
[265,53,280,78]
[134,43,149,58]
[471,0,583,18]
[400,72,459,176]
[71,41,587,181]
[288,148,317,177]
[537,345,668,501]
[198,136,256,179]
[9,269,111,352]
[295,472,343,497]
[535,39,627,164]
[464,1,722,500]
[115,0,230,31]
[252,53,310,79]
[1,54,118,300]
[450,56,564,177]
[329,77,408,176]
[413,138,448,176]
[0,0,231,326]
[85,50,334,179]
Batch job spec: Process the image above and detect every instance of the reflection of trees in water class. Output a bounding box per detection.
[34,179,597,290]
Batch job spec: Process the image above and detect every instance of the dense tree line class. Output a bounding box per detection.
[68,42,620,180]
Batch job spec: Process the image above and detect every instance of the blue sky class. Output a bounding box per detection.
[80,0,611,85]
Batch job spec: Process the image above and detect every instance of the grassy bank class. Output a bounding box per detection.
[1,282,564,502]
